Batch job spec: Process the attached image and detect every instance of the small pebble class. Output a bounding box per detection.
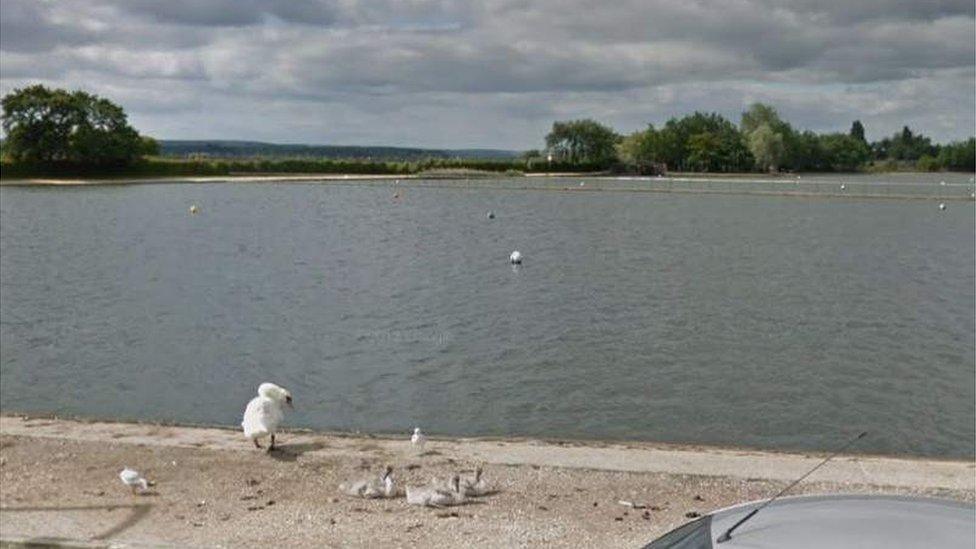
[685,511,701,519]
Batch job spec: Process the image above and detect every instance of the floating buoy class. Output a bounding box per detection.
[486,211,495,219]
[510,251,523,264]
[840,184,846,191]
[939,203,947,211]
[579,181,585,187]
[189,205,199,214]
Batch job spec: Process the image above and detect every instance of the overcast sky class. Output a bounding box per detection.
[1,0,974,149]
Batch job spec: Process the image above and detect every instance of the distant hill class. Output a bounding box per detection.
[158,140,521,161]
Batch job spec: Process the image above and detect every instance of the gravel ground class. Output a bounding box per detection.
[0,416,972,548]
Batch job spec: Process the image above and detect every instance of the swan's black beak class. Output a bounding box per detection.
[285,395,293,409]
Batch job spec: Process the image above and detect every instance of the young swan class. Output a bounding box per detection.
[341,466,397,499]
[406,475,466,507]
[461,467,491,497]
[242,382,293,451]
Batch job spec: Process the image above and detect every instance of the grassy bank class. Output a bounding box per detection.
[0,157,610,179]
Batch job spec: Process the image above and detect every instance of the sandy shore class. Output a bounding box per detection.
[1,415,973,548]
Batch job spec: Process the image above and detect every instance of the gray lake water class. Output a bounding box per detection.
[1,175,974,458]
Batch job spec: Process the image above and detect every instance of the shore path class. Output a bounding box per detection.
[1,415,972,548]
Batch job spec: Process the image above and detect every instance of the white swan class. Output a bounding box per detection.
[461,467,491,497]
[406,475,466,507]
[119,467,149,494]
[510,251,523,264]
[939,203,947,211]
[242,382,293,451]
[411,427,427,454]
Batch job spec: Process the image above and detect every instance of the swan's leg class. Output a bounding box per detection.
[253,438,262,449]
[268,434,276,451]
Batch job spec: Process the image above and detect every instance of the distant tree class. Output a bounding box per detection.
[545,119,620,164]
[140,136,160,156]
[1,85,149,165]
[741,103,792,136]
[748,124,785,172]
[850,120,866,143]
[818,133,870,171]
[656,112,752,172]
[617,125,664,172]
[937,138,975,172]
[872,126,937,162]
[741,104,793,171]
[916,155,941,172]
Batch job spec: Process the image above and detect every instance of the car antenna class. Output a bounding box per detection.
[716,431,867,544]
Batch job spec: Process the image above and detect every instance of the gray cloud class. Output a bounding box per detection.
[1,0,973,148]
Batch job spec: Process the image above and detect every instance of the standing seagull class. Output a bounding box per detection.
[242,382,293,451]
[411,427,427,454]
[119,467,149,494]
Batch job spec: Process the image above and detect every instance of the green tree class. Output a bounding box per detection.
[655,112,752,172]
[741,103,793,171]
[818,133,870,171]
[748,124,785,172]
[545,119,620,165]
[873,126,936,162]
[617,125,664,172]
[850,120,866,143]
[1,85,149,165]
[937,138,975,172]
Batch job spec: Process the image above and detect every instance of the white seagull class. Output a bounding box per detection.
[119,467,149,494]
[242,382,293,451]
[510,251,523,264]
[411,427,427,454]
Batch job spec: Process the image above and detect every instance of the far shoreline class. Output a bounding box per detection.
[1,170,973,186]
[2,171,972,202]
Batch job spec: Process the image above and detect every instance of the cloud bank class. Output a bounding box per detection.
[1,0,973,148]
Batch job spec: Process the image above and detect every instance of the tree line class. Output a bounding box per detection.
[2,85,973,175]
[536,104,975,173]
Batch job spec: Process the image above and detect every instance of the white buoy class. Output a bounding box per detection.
[486,211,495,219]
[189,205,199,214]
[940,181,946,186]
[939,203,947,211]
[840,184,846,191]
[510,250,523,264]
[579,181,585,186]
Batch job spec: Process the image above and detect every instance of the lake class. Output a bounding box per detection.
[1,174,974,458]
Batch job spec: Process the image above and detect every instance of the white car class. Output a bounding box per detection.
[644,494,975,548]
